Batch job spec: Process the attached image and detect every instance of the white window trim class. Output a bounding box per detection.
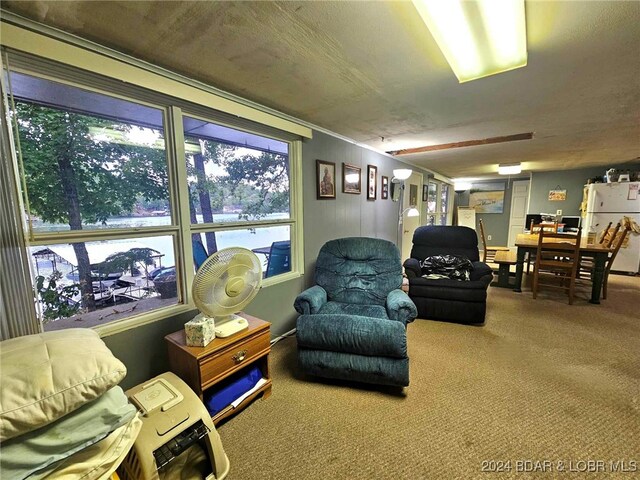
[1,23,306,337]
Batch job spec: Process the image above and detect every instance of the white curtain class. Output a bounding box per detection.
[0,68,41,340]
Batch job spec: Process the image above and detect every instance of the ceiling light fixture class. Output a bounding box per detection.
[392,169,413,181]
[454,181,473,192]
[498,163,522,175]
[412,0,527,83]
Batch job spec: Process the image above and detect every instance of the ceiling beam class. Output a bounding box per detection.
[388,132,534,156]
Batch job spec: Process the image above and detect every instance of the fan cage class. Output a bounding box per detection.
[192,247,263,318]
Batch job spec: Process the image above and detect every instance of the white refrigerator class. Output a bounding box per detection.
[583,182,640,273]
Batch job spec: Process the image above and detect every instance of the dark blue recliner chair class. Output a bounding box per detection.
[294,237,417,387]
[403,226,493,325]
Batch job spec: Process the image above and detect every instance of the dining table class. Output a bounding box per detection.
[513,233,611,304]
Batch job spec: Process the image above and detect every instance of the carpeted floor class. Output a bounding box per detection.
[218,274,640,479]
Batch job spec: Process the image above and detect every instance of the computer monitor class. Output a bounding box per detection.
[561,216,581,231]
[525,214,542,231]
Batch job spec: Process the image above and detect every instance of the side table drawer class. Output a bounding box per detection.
[200,331,270,388]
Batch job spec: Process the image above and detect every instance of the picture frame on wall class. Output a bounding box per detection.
[409,184,418,206]
[422,184,429,202]
[469,181,506,213]
[367,165,377,200]
[342,163,361,194]
[316,159,336,199]
[381,176,389,199]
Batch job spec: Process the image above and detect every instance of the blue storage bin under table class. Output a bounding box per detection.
[203,365,263,416]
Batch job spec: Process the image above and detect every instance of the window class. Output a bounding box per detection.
[440,184,450,225]
[182,114,294,279]
[4,55,302,334]
[424,180,451,226]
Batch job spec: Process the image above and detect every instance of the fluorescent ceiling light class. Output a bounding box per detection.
[392,169,413,181]
[498,163,522,175]
[454,181,473,191]
[412,0,527,83]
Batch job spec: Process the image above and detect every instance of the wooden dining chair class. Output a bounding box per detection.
[526,222,559,274]
[478,219,510,264]
[530,221,558,233]
[578,225,630,300]
[598,222,614,244]
[532,227,582,304]
[579,223,620,276]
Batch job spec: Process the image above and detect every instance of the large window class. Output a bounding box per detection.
[424,180,452,226]
[4,58,302,333]
[183,115,292,277]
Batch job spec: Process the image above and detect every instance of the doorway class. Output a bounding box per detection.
[507,180,530,246]
[401,172,423,261]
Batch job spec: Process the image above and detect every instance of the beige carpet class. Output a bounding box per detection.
[218,275,640,479]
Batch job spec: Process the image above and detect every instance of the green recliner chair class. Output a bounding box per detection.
[294,237,417,387]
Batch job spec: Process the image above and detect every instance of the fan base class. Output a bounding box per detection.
[215,315,249,338]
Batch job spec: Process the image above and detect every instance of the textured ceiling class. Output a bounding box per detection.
[2,1,639,178]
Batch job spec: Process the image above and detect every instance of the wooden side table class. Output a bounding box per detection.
[165,312,271,425]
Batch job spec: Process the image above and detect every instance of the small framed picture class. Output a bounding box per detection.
[316,160,336,199]
[381,176,389,199]
[422,184,429,202]
[342,163,361,194]
[367,165,377,200]
[410,184,418,206]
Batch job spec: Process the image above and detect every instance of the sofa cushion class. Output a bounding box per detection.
[297,314,407,358]
[0,329,127,442]
[318,301,389,320]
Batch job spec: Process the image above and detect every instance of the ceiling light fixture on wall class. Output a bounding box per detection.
[498,163,522,175]
[412,0,527,83]
[392,169,413,181]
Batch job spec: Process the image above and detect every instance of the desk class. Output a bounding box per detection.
[513,234,610,304]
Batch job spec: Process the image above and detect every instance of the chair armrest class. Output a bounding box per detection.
[294,285,328,315]
[470,261,494,282]
[386,289,418,325]
[403,258,422,279]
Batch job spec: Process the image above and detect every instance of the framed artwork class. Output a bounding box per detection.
[469,181,505,213]
[316,159,336,199]
[342,163,361,194]
[422,184,429,202]
[409,184,418,206]
[548,189,567,201]
[381,176,389,199]
[367,165,377,200]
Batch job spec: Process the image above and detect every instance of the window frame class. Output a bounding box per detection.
[2,32,306,337]
[423,179,453,226]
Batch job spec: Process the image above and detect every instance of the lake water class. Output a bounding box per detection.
[30,214,291,280]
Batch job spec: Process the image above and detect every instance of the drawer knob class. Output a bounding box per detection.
[233,350,248,363]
